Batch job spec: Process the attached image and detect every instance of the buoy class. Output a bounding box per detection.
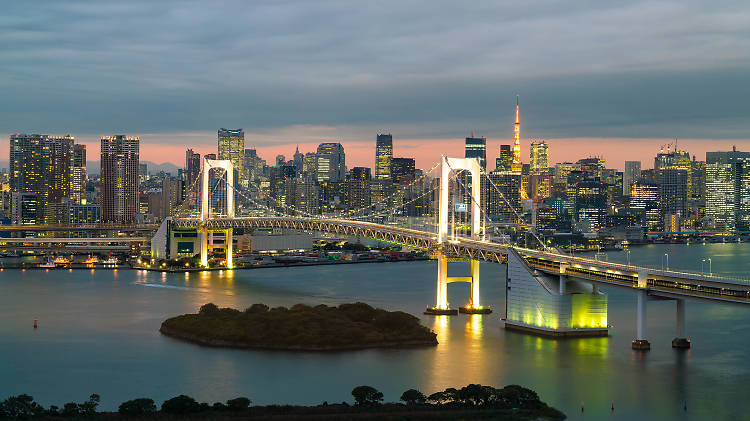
[33,318,38,329]
[581,401,584,412]
[611,401,614,411]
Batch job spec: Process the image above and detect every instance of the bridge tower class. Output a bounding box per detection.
[199,158,234,268]
[425,156,491,315]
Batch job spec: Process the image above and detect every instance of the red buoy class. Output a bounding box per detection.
[611,400,614,411]
[33,318,38,329]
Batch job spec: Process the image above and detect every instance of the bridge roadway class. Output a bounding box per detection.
[173,216,750,305]
[0,224,159,232]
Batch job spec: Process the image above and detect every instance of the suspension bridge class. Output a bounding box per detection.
[152,155,750,351]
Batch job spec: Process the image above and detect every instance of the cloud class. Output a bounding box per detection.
[1,0,748,162]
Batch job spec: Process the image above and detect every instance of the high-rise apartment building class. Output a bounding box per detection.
[218,128,244,185]
[316,142,346,182]
[375,133,393,180]
[706,150,750,230]
[623,161,641,196]
[9,134,75,223]
[496,145,513,173]
[72,144,87,204]
[465,134,487,170]
[101,135,139,223]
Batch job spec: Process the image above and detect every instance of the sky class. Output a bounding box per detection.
[2,1,749,171]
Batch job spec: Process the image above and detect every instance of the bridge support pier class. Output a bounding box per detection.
[425,251,457,315]
[460,259,492,314]
[200,227,208,267]
[672,299,691,349]
[632,289,651,351]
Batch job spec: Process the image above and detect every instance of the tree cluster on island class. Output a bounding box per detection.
[0,384,564,420]
[160,302,439,350]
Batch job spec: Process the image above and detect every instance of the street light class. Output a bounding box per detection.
[626,249,631,266]
[663,253,669,271]
[708,257,712,275]
[701,258,705,273]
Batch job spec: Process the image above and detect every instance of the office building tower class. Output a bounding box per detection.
[72,144,87,205]
[162,178,183,217]
[218,128,244,184]
[623,161,641,196]
[659,168,688,219]
[9,133,75,223]
[484,172,522,222]
[576,157,606,178]
[496,145,513,173]
[575,178,607,231]
[275,154,286,166]
[630,180,661,230]
[101,135,139,223]
[185,149,201,203]
[293,146,304,174]
[375,133,393,180]
[347,167,371,211]
[706,150,750,230]
[391,157,416,185]
[316,142,346,182]
[529,141,550,198]
[465,134,487,170]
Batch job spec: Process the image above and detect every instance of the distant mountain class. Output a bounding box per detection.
[86,160,180,176]
[0,160,180,176]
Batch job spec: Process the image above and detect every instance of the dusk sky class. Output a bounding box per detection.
[2,1,749,170]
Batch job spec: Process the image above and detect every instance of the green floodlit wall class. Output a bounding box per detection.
[571,292,608,329]
[506,251,607,331]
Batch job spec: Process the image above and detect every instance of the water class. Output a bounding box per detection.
[2,243,750,420]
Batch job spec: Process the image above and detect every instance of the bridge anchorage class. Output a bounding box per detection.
[424,157,491,316]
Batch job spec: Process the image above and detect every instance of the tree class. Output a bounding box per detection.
[226,397,251,410]
[400,389,426,405]
[351,386,384,406]
[162,395,201,414]
[118,398,157,416]
[199,303,220,315]
[245,303,269,314]
[0,394,45,418]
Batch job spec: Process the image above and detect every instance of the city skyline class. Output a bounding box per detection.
[2,1,749,172]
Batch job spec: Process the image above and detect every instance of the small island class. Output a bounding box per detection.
[160,302,438,350]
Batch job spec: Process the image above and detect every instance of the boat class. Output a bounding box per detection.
[101,258,119,265]
[39,260,56,268]
[53,256,71,265]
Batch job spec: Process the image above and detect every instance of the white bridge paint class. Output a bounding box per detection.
[200,158,234,268]
[434,156,483,310]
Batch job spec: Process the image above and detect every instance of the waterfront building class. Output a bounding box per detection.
[316,142,346,182]
[375,133,393,180]
[465,134,487,170]
[218,128,245,185]
[706,149,750,230]
[10,192,38,225]
[623,161,641,196]
[69,203,101,224]
[9,133,75,223]
[101,135,139,223]
[496,145,513,173]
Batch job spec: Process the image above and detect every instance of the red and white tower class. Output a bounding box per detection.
[512,95,522,174]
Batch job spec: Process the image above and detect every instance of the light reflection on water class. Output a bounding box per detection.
[1,244,750,420]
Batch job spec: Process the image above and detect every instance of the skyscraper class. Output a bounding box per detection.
[375,133,393,180]
[185,149,201,203]
[218,128,244,184]
[464,134,487,170]
[706,150,750,230]
[391,157,416,184]
[496,145,512,173]
[623,161,641,196]
[293,146,304,174]
[101,135,139,223]
[529,141,550,198]
[72,144,87,205]
[512,96,522,174]
[9,133,75,223]
[316,142,346,182]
